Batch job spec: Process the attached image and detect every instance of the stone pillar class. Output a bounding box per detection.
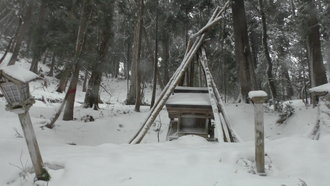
[249,91,267,176]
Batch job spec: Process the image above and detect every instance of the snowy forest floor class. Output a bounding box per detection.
[1,54,330,186]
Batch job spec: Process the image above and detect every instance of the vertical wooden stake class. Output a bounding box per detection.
[18,111,48,180]
[249,91,267,176]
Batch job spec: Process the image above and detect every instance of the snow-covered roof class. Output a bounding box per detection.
[248,90,267,99]
[175,86,208,91]
[166,93,211,106]
[309,83,330,94]
[0,65,39,83]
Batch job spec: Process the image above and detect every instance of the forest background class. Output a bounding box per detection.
[0,0,329,118]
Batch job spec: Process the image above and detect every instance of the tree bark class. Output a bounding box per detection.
[258,0,277,100]
[30,2,46,73]
[189,59,195,86]
[48,52,56,77]
[134,0,144,112]
[63,64,80,120]
[84,71,101,110]
[56,65,71,93]
[63,0,91,120]
[126,22,139,105]
[162,30,170,86]
[304,0,327,87]
[8,0,35,65]
[142,26,164,90]
[82,69,88,92]
[84,0,112,110]
[231,0,256,103]
[277,44,294,99]
[150,0,159,109]
[0,37,14,64]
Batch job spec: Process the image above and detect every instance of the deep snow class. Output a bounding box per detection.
[0,54,329,186]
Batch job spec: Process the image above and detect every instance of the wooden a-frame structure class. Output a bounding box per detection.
[129,1,242,144]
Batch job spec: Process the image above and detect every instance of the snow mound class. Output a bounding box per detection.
[175,135,208,145]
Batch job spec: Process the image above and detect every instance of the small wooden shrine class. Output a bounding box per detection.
[165,87,215,141]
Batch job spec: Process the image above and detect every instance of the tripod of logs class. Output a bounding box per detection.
[129,1,241,144]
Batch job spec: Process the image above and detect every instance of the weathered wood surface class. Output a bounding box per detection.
[250,92,267,176]
[18,111,45,179]
[200,47,243,142]
[199,48,227,142]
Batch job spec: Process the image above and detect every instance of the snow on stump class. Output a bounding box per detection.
[248,90,267,176]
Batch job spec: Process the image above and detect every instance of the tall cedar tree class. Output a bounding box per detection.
[63,0,91,120]
[126,0,144,111]
[258,0,277,100]
[304,0,327,87]
[134,0,144,112]
[30,2,46,73]
[84,0,114,110]
[8,0,35,65]
[231,0,257,102]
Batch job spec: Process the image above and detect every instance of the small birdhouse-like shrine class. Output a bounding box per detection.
[0,65,49,181]
[165,86,215,141]
[0,65,39,113]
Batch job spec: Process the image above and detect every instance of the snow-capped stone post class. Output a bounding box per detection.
[0,65,50,181]
[248,90,267,176]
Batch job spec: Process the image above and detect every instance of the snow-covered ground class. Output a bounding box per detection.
[0,56,329,186]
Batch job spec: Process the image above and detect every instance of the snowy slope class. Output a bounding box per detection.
[0,56,329,186]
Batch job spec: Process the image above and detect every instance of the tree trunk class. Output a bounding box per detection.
[30,1,46,73]
[135,0,144,112]
[258,0,277,100]
[142,26,164,90]
[231,0,256,102]
[290,0,296,16]
[63,64,80,120]
[277,44,294,99]
[83,0,112,110]
[150,0,159,109]
[84,71,101,110]
[126,40,131,98]
[82,69,88,92]
[126,40,131,80]
[162,30,170,86]
[56,65,71,93]
[48,52,56,77]
[0,37,14,64]
[189,60,195,86]
[8,0,35,66]
[305,0,327,87]
[63,0,91,120]
[126,22,139,105]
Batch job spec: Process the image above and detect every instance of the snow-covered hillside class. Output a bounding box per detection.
[0,56,329,186]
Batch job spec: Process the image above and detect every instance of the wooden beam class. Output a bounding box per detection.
[199,48,228,142]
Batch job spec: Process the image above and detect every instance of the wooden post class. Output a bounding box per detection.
[249,91,267,176]
[18,111,48,180]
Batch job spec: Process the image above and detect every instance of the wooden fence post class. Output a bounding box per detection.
[249,90,267,176]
